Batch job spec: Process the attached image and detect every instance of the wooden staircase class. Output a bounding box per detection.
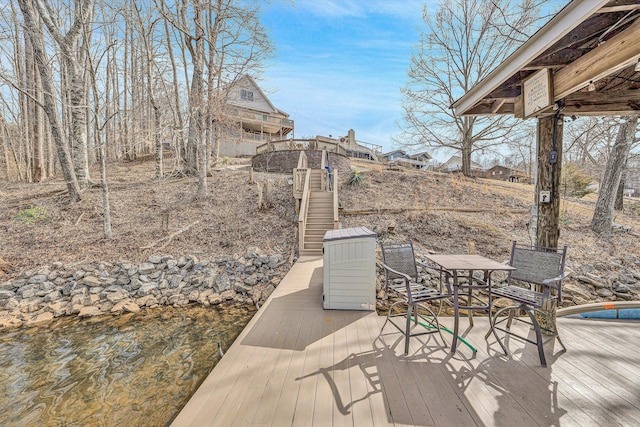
[301,170,335,255]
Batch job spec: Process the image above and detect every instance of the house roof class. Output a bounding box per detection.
[452,0,640,118]
[409,152,432,160]
[228,75,289,117]
[382,149,407,158]
[441,155,482,170]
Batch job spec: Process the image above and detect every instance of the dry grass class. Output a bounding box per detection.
[1,158,639,293]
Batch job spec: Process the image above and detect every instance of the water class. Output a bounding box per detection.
[0,305,256,426]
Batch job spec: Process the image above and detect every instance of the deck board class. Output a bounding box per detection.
[172,256,640,427]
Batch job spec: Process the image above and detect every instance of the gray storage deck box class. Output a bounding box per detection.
[323,227,376,310]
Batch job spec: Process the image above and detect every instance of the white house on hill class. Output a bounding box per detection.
[221,75,293,157]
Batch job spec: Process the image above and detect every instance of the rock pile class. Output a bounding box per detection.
[0,248,287,329]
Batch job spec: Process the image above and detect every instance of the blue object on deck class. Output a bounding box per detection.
[580,308,640,319]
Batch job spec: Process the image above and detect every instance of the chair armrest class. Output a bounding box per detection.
[541,270,570,286]
[415,260,442,273]
[381,263,416,297]
[416,260,452,295]
[541,268,571,302]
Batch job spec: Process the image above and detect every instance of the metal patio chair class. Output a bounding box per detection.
[380,241,451,354]
[486,241,569,366]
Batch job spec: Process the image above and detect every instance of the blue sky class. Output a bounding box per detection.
[260,0,431,154]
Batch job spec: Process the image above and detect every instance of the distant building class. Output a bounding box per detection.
[439,155,483,173]
[220,75,293,157]
[381,150,432,170]
[483,165,531,183]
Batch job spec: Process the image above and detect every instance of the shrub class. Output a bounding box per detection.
[348,168,365,185]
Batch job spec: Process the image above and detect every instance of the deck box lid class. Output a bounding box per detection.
[323,227,376,242]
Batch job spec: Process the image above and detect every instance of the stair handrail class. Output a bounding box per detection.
[297,150,308,169]
[332,169,339,229]
[298,168,311,255]
[293,151,308,205]
[320,150,327,191]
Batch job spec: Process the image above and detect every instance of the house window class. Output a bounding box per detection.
[241,90,254,101]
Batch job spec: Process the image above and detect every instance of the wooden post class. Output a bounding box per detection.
[535,114,563,249]
[535,114,563,334]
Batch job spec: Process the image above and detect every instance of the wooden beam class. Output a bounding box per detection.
[597,5,640,13]
[553,17,640,100]
[491,99,506,113]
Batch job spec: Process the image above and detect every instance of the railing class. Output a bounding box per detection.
[557,301,640,318]
[354,139,383,154]
[320,150,327,192]
[293,151,308,203]
[230,110,294,127]
[298,168,311,254]
[256,138,348,156]
[333,169,339,229]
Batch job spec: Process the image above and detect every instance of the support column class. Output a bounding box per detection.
[536,114,563,249]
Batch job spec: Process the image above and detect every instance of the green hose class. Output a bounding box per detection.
[412,316,477,353]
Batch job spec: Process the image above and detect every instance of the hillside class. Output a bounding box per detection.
[1,157,640,307]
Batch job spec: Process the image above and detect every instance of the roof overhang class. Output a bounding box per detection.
[452,0,640,118]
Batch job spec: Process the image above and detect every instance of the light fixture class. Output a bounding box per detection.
[588,81,596,91]
[635,58,640,72]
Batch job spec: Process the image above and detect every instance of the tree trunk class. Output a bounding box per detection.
[614,161,627,211]
[18,0,81,202]
[591,116,638,235]
[461,116,474,177]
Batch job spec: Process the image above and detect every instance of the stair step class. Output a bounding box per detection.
[304,242,323,250]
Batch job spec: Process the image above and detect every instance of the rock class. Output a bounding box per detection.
[613,283,631,293]
[246,247,260,258]
[187,290,199,302]
[137,283,157,297]
[220,290,236,300]
[216,274,231,292]
[43,290,62,303]
[78,306,100,318]
[0,290,14,300]
[48,301,69,317]
[208,293,223,305]
[106,290,129,303]
[136,295,158,307]
[244,274,258,286]
[138,262,155,275]
[130,277,143,290]
[167,259,178,269]
[597,288,614,298]
[197,289,214,304]
[123,301,140,313]
[28,274,48,284]
[149,255,163,264]
[82,276,102,287]
[27,312,54,326]
[168,294,188,306]
[73,270,86,280]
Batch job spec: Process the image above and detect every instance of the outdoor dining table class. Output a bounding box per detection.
[423,254,516,354]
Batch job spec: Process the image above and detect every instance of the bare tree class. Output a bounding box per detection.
[590,115,638,235]
[34,0,94,188]
[18,0,82,202]
[399,0,550,176]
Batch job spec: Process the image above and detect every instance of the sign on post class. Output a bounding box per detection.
[523,69,553,118]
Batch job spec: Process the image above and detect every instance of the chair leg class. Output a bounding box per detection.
[382,301,403,331]
[486,306,511,356]
[416,302,448,348]
[523,307,547,367]
[404,304,414,355]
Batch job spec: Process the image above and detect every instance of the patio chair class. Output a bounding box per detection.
[486,241,569,366]
[380,241,451,354]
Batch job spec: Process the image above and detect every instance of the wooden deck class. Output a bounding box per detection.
[172,256,640,426]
